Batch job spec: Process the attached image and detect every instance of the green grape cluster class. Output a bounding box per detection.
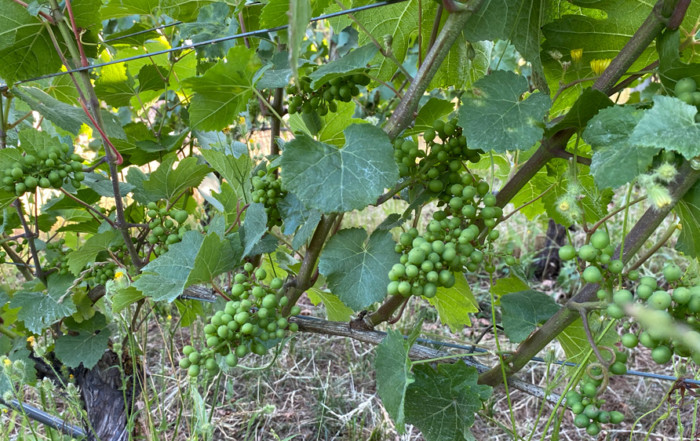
[145,202,190,256]
[566,359,626,436]
[84,262,118,285]
[46,238,70,275]
[558,230,622,288]
[286,73,370,116]
[179,263,300,378]
[1,147,84,196]
[393,117,482,179]
[674,77,700,122]
[615,265,700,365]
[387,176,511,298]
[251,167,286,227]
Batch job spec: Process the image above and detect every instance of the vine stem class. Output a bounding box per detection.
[14,200,46,283]
[384,5,481,139]
[627,220,680,272]
[478,163,700,386]
[48,0,142,269]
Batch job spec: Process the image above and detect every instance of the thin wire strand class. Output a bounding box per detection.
[0,0,407,91]
[102,21,183,43]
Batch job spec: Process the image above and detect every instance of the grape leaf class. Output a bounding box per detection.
[261,0,289,28]
[426,273,479,332]
[55,328,111,369]
[10,275,77,334]
[490,274,530,303]
[583,105,656,189]
[331,0,418,82]
[138,156,211,203]
[629,96,700,160]
[200,142,252,203]
[307,288,354,322]
[179,3,236,59]
[94,63,136,108]
[101,0,159,18]
[308,44,377,88]
[0,2,63,84]
[278,192,322,250]
[112,286,145,314]
[463,0,550,93]
[239,203,268,258]
[66,230,122,276]
[288,101,367,146]
[458,71,551,153]
[12,87,126,140]
[318,228,399,310]
[375,328,420,434]
[675,181,700,258]
[404,361,492,441]
[281,124,397,213]
[657,29,700,88]
[133,232,203,303]
[184,46,260,130]
[161,0,216,21]
[188,217,241,284]
[500,290,560,343]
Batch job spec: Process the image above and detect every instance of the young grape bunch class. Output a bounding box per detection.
[179,263,300,378]
[286,71,370,116]
[251,166,286,228]
[387,172,511,299]
[0,146,85,196]
[145,202,190,256]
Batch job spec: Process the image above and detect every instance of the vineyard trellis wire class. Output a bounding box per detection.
[0,0,409,91]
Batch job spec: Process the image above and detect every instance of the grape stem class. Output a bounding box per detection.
[626,219,680,272]
[14,200,46,283]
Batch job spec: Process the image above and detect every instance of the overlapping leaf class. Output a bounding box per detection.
[318,228,399,310]
[427,273,479,332]
[500,290,560,343]
[281,124,397,213]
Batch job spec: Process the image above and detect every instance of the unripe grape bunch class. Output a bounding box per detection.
[388,175,512,298]
[286,72,370,116]
[1,146,85,196]
[179,263,300,378]
[145,202,190,256]
[251,166,286,228]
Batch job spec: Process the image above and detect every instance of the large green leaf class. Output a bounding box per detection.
[318,228,399,310]
[308,44,378,88]
[199,139,252,203]
[66,230,122,275]
[10,275,77,334]
[278,192,322,250]
[179,3,236,59]
[426,273,478,332]
[547,88,613,135]
[55,328,111,369]
[630,96,700,160]
[239,203,267,258]
[463,0,551,92]
[404,361,492,441]
[675,181,700,258]
[0,2,63,84]
[404,98,454,137]
[583,105,656,189]
[500,290,560,343]
[458,71,551,153]
[184,46,260,130]
[332,0,419,81]
[94,63,136,108]
[375,328,420,434]
[188,217,240,284]
[101,0,159,18]
[133,231,203,302]
[138,156,211,203]
[12,87,126,140]
[281,124,397,213]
